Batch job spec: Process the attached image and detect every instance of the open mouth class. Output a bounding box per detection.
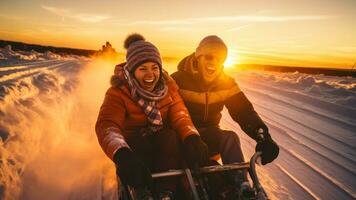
[205,66,216,75]
[142,78,155,87]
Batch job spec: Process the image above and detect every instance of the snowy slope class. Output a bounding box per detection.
[223,71,356,200]
[0,48,355,199]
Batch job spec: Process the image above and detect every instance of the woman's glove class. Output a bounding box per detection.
[183,134,209,168]
[113,148,152,188]
[255,127,279,165]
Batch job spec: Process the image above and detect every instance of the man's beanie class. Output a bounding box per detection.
[195,35,228,58]
[124,33,162,73]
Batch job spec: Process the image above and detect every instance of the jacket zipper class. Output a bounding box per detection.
[204,91,209,122]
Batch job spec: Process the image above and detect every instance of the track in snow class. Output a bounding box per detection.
[220,73,356,200]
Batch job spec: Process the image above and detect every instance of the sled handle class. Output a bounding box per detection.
[250,152,269,200]
[151,162,250,179]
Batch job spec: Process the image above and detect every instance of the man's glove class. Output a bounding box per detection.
[114,148,152,188]
[255,127,279,165]
[183,134,209,168]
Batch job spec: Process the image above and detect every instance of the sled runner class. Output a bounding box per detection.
[118,152,269,200]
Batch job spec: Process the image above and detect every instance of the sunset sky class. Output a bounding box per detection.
[0,0,355,68]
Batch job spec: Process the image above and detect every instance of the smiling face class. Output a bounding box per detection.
[196,49,227,84]
[134,62,161,91]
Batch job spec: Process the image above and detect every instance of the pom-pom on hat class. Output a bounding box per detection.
[124,33,162,73]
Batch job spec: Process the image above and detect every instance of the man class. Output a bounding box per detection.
[171,35,279,198]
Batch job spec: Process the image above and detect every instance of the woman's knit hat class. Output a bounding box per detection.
[124,33,162,73]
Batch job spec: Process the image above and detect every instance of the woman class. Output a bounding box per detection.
[95,34,208,199]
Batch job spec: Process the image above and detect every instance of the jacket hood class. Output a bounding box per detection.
[110,63,127,88]
[177,53,199,76]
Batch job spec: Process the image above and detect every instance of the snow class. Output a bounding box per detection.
[0,49,355,199]
[235,71,356,109]
[0,45,88,67]
[227,70,356,199]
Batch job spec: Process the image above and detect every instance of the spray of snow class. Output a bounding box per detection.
[0,48,122,199]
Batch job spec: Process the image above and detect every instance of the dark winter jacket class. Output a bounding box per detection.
[96,63,199,160]
[171,53,267,141]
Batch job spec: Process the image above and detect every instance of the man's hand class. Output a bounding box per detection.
[114,148,152,188]
[255,128,279,165]
[183,134,209,168]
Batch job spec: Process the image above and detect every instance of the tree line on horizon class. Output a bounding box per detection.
[0,40,99,57]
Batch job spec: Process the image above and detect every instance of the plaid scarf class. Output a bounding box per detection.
[123,65,168,134]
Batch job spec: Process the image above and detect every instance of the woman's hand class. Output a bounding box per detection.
[114,148,152,188]
[183,134,209,168]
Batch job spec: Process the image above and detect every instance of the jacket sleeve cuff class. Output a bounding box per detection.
[179,126,200,141]
[102,127,130,160]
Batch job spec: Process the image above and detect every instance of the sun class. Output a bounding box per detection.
[224,54,238,69]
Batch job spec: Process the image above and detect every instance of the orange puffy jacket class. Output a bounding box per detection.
[95,66,199,160]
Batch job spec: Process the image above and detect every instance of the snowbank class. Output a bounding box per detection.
[235,71,356,109]
[0,45,88,66]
